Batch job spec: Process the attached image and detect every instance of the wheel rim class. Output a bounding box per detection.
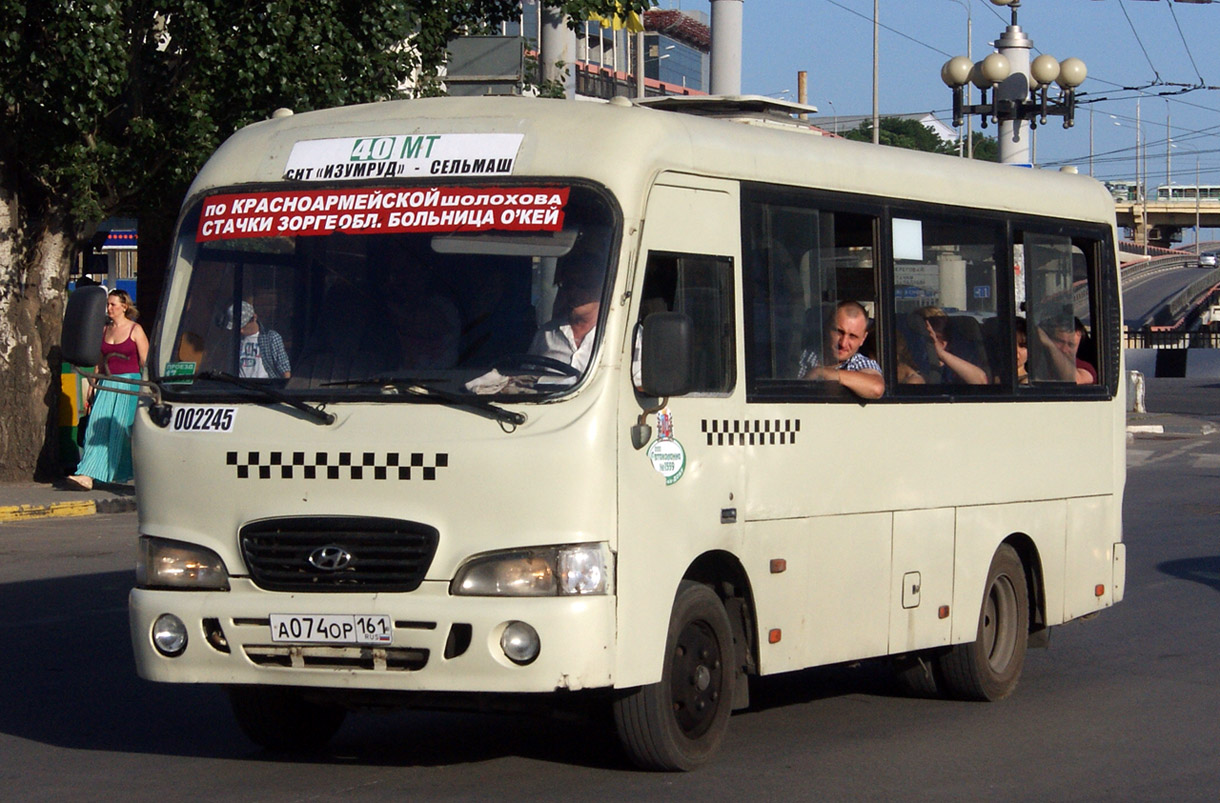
[668,618,724,739]
[982,573,1019,672]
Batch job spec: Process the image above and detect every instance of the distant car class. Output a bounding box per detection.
[1199,253,1217,269]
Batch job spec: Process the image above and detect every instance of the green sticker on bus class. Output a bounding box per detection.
[164,361,196,384]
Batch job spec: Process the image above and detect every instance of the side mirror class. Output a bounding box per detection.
[639,311,694,398]
[62,285,108,367]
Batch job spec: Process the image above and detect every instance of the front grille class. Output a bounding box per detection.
[243,645,429,671]
[240,517,439,592]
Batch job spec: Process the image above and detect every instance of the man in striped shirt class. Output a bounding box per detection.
[797,300,884,400]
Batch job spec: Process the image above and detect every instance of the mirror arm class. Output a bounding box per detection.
[74,367,171,426]
[631,396,669,450]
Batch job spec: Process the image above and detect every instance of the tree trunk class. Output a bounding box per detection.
[0,180,75,481]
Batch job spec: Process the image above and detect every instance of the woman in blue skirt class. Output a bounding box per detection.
[69,289,149,490]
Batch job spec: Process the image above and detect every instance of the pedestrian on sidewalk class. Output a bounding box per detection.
[69,289,148,490]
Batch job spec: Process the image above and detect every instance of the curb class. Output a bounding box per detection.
[1126,420,1218,438]
[0,496,137,523]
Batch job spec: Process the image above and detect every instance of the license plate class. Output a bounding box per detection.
[269,614,392,645]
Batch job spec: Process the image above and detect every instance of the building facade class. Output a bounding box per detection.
[490,2,710,99]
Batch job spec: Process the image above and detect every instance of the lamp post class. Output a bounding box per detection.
[940,0,1087,165]
[827,99,837,135]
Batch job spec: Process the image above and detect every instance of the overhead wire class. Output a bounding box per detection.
[1116,0,1163,83]
[1165,0,1206,87]
[821,0,954,59]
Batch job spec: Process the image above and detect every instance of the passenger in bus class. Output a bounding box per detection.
[1035,316,1096,384]
[1013,317,1030,386]
[224,301,291,379]
[797,300,885,399]
[893,330,927,384]
[917,307,989,386]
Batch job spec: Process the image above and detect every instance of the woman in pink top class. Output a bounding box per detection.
[69,289,149,490]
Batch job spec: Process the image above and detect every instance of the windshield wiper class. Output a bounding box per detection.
[324,376,526,427]
[194,371,335,425]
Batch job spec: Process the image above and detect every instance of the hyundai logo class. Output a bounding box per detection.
[308,545,353,572]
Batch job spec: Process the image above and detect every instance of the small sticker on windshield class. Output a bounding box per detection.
[163,361,196,384]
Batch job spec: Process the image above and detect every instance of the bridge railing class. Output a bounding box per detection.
[1125,329,1220,349]
[1164,269,1220,323]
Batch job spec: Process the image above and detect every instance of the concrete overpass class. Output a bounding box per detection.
[1115,200,1220,248]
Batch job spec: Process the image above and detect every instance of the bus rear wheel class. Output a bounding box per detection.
[613,581,736,771]
[227,685,346,751]
[937,544,1029,701]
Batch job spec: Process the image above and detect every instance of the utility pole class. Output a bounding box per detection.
[872,0,880,144]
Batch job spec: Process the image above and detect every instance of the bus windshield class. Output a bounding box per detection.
[159,183,617,400]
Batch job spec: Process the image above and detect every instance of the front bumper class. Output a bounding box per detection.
[130,580,616,693]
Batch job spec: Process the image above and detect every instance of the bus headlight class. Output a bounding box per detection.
[451,544,612,597]
[137,536,230,590]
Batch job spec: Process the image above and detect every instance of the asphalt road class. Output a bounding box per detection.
[2,414,1218,800]
[1122,263,1209,328]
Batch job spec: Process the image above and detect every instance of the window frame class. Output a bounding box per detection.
[741,180,1118,405]
[741,182,883,404]
[636,249,738,397]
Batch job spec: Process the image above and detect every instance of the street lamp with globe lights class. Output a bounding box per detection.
[939,0,1087,165]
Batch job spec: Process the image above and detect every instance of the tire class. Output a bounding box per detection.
[613,581,736,771]
[227,685,346,751]
[937,544,1029,701]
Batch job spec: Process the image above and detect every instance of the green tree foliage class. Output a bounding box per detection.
[0,0,654,479]
[843,117,958,155]
[841,117,1000,163]
[968,132,1000,162]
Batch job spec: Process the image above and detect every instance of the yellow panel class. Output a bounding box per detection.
[58,373,78,426]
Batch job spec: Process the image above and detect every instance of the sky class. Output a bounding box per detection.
[661,0,1220,192]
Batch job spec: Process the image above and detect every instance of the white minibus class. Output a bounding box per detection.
[63,95,1126,770]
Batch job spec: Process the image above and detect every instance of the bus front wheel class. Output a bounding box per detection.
[937,544,1029,701]
[613,580,736,771]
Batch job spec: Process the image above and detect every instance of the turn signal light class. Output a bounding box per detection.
[768,628,782,644]
[1095,584,1105,597]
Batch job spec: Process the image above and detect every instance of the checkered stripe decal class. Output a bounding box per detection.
[226,451,449,480]
[702,419,800,446]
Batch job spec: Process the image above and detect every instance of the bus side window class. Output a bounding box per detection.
[638,252,736,394]
[1019,232,1105,387]
[892,215,1004,390]
[743,187,879,395]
